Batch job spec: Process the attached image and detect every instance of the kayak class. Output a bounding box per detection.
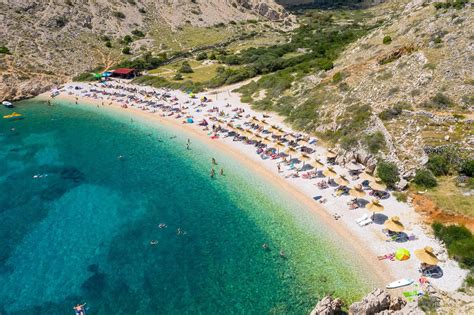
[3,112,22,119]
[386,278,414,289]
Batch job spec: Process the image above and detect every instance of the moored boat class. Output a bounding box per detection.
[2,101,13,108]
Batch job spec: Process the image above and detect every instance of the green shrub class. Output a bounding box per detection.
[179,61,193,73]
[413,169,438,188]
[376,161,399,187]
[105,41,112,48]
[365,131,386,154]
[424,93,454,109]
[112,11,126,19]
[418,295,440,313]
[122,35,133,44]
[332,72,343,83]
[122,47,131,54]
[0,46,11,54]
[427,154,449,176]
[340,135,358,150]
[460,159,474,177]
[432,222,474,267]
[393,192,408,202]
[383,35,392,44]
[72,72,97,82]
[173,73,183,80]
[196,52,208,61]
[131,29,145,37]
[378,103,409,120]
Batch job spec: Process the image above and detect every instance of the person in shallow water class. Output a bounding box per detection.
[262,243,269,250]
[220,168,224,176]
[73,303,86,315]
[212,157,217,165]
[210,168,215,178]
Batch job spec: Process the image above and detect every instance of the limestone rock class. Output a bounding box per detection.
[310,296,343,315]
[349,288,391,315]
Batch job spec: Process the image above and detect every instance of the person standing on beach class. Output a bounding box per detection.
[277,164,281,173]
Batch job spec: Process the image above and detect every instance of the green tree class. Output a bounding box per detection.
[173,73,183,80]
[123,35,133,44]
[376,161,399,187]
[0,46,11,54]
[460,159,474,177]
[179,61,193,73]
[383,35,392,44]
[427,154,449,176]
[122,47,131,55]
[413,169,437,188]
[196,52,208,61]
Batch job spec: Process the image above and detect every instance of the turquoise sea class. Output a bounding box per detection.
[0,100,379,314]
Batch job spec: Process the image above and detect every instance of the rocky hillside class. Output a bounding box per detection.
[0,0,292,101]
[282,0,473,174]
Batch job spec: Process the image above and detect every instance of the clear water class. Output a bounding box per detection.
[0,100,378,314]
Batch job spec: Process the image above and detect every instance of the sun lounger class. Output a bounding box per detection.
[358,218,372,227]
[356,214,369,224]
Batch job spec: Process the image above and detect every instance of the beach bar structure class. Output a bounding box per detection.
[112,68,139,79]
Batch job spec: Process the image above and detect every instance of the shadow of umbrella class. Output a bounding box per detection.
[373,213,388,224]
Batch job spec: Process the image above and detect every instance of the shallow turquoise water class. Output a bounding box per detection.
[0,100,378,314]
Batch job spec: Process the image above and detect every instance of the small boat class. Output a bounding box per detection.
[3,112,23,119]
[386,278,414,289]
[2,101,13,108]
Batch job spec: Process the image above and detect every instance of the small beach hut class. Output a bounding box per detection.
[322,167,337,178]
[335,175,350,186]
[395,248,411,261]
[349,184,366,198]
[384,216,405,233]
[414,246,439,265]
[370,178,387,191]
[112,68,138,79]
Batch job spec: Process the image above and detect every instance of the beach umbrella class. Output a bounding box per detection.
[395,248,411,261]
[367,199,384,212]
[251,116,259,123]
[370,178,387,191]
[262,137,272,146]
[186,118,194,123]
[360,171,375,181]
[326,150,337,159]
[299,154,311,166]
[313,158,324,168]
[285,147,297,159]
[322,167,337,178]
[347,161,364,172]
[274,142,285,154]
[253,134,263,141]
[349,184,366,198]
[261,119,268,125]
[414,246,439,265]
[384,216,405,233]
[334,175,350,186]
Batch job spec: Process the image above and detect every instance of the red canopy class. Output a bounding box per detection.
[113,68,135,75]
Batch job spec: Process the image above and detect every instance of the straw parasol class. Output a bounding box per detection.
[262,137,272,146]
[274,141,285,153]
[261,119,268,125]
[285,147,297,159]
[326,150,337,159]
[370,178,387,191]
[367,199,384,212]
[414,246,439,265]
[251,116,259,123]
[384,216,405,233]
[322,167,337,178]
[360,171,375,181]
[298,139,310,147]
[334,175,350,186]
[313,158,324,168]
[299,154,311,166]
[349,184,366,198]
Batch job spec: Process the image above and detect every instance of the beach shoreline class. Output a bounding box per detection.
[36,81,467,294]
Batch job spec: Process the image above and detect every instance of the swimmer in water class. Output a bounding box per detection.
[262,243,269,250]
[150,240,159,245]
[158,223,167,229]
[117,155,124,160]
[279,250,286,258]
[212,158,217,165]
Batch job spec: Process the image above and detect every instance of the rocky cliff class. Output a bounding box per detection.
[0,0,291,101]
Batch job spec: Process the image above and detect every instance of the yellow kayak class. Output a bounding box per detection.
[3,112,22,119]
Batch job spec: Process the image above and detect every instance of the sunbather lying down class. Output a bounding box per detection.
[378,253,395,261]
